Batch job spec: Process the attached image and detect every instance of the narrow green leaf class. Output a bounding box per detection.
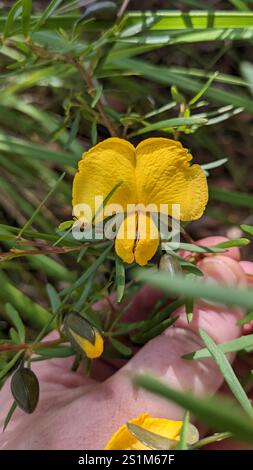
[0,351,23,381]
[115,256,125,302]
[134,270,253,311]
[77,246,88,263]
[22,0,32,37]
[91,84,103,108]
[110,337,132,357]
[176,411,190,450]
[239,312,253,326]
[109,57,253,115]
[241,224,253,236]
[199,328,253,418]
[229,0,250,11]
[132,316,178,344]
[127,422,178,450]
[18,172,65,239]
[119,11,253,39]
[3,401,17,432]
[210,187,253,208]
[10,328,21,344]
[171,85,185,104]
[66,110,80,149]
[215,238,250,248]
[93,180,124,223]
[33,0,64,31]
[3,0,23,39]
[241,61,253,96]
[74,274,94,311]
[111,320,145,336]
[130,116,207,136]
[91,121,98,145]
[5,303,25,342]
[35,346,74,358]
[185,298,194,324]
[183,333,253,360]
[164,241,224,253]
[63,244,112,297]
[189,72,219,106]
[46,284,61,313]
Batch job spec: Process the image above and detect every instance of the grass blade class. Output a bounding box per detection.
[134,269,253,311]
[199,329,253,418]
[17,172,65,239]
[184,333,253,360]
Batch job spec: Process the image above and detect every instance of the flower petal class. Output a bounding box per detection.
[135,138,208,221]
[115,213,136,264]
[134,212,159,266]
[105,413,182,450]
[72,138,136,222]
[115,213,159,266]
[69,329,104,359]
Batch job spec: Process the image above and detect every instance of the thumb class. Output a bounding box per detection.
[104,253,246,424]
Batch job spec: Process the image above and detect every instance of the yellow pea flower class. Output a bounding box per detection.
[69,328,104,359]
[63,312,104,359]
[105,413,199,450]
[72,138,208,266]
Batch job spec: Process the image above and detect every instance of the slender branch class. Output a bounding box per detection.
[191,432,232,449]
[0,338,64,353]
[0,246,80,261]
[71,57,118,137]
[0,240,108,261]
[117,0,131,18]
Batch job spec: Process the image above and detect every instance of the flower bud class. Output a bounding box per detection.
[11,368,39,414]
[159,254,182,275]
[63,312,104,359]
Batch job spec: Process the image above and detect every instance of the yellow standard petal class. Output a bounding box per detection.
[115,212,159,266]
[135,138,208,221]
[105,413,183,450]
[72,138,136,223]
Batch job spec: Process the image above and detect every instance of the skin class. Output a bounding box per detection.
[0,236,252,450]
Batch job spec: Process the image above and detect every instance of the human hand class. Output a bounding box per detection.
[0,236,252,450]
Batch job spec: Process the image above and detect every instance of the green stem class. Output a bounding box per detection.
[191,432,232,449]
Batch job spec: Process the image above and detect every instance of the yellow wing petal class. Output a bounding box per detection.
[115,212,159,266]
[135,138,208,221]
[134,212,159,266]
[69,329,104,359]
[72,138,137,223]
[105,413,182,450]
[115,213,136,264]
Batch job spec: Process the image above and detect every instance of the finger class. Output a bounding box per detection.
[240,260,253,283]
